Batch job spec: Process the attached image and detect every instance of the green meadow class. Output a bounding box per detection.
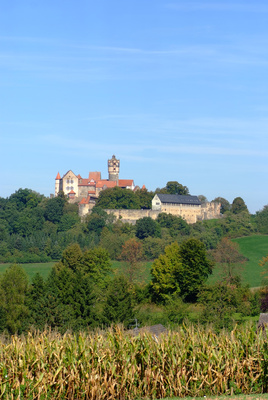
[0,235,267,288]
[209,235,268,288]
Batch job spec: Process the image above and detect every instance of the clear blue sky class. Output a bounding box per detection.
[1,1,268,214]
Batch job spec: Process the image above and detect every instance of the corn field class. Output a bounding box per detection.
[0,323,267,399]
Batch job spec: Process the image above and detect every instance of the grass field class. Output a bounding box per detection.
[0,260,153,283]
[0,261,55,281]
[0,235,267,287]
[209,235,268,288]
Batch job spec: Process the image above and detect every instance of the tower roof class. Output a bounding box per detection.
[55,172,61,180]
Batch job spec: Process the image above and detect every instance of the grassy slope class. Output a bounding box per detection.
[0,262,55,282]
[0,260,153,284]
[209,235,268,288]
[0,235,267,287]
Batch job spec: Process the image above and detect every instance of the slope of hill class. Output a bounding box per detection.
[209,235,268,288]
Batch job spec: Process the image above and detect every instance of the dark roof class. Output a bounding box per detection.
[128,324,167,337]
[156,194,201,206]
[257,313,268,330]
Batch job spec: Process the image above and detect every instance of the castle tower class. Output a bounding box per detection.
[108,155,120,182]
[55,172,61,196]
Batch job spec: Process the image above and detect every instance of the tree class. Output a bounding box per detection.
[255,205,268,234]
[26,273,47,330]
[134,188,154,209]
[82,247,111,285]
[1,264,29,333]
[120,238,144,284]
[212,197,230,214]
[9,188,43,211]
[199,282,239,331]
[135,217,161,240]
[103,275,134,326]
[150,242,182,303]
[95,187,140,209]
[212,237,246,283]
[198,195,208,204]
[231,197,249,214]
[159,181,189,195]
[156,213,190,237]
[45,195,66,223]
[58,243,83,272]
[151,239,213,303]
[178,238,213,302]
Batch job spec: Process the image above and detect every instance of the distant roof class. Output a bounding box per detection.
[118,179,134,187]
[128,324,167,337]
[79,195,91,205]
[96,180,117,188]
[88,171,101,181]
[156,194,201,206]
[257,313,268,330]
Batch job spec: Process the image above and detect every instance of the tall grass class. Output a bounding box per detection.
[0,323,266,399]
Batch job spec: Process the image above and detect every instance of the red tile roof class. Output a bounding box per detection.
[78,179,91,186]
[96,180,117,189]
[118,179,134,187]
[89,171,101,181]
[79,195,91,205]
[55,172,61,180]
[68,190,76,194]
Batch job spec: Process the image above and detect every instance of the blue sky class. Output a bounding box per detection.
[1,1,268,214]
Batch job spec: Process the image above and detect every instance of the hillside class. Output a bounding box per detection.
[209,235,268,288]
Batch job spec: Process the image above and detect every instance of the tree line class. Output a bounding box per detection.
[0,236,261,334]
[1,185,268,264]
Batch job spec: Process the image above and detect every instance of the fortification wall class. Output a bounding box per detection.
[104,209,160,224]
[103,201,221,224]
[80,202,221,223]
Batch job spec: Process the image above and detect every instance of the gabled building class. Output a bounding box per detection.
[152,193,220,223]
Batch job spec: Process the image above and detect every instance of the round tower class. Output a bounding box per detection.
[108,155,120,182]
[55,172,61,196]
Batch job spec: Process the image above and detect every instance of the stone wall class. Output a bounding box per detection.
[102,201,221,224]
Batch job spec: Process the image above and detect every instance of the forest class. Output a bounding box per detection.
[0,185,268,334]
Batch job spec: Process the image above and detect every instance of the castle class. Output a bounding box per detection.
[55,155,221,224]
[55,155,137,210]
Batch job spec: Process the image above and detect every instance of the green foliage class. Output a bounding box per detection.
[199,279,254,331]
[212,196,230,214]
[151,239,213,303]
[157,212,190,237]
[96,186,140,209]
[231,196,249,214]
[0,264,29,333]
[159,181,190,195]
[58,243,83,272]
[150,242,182,303]
[44,195,66,223]
[135,217,161,240]
[212,237,246,284]
[142,236,168,260]
[178,238,213,302]
[255,205,268,234]
[103,275,134,326]
[82,247,111,284]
